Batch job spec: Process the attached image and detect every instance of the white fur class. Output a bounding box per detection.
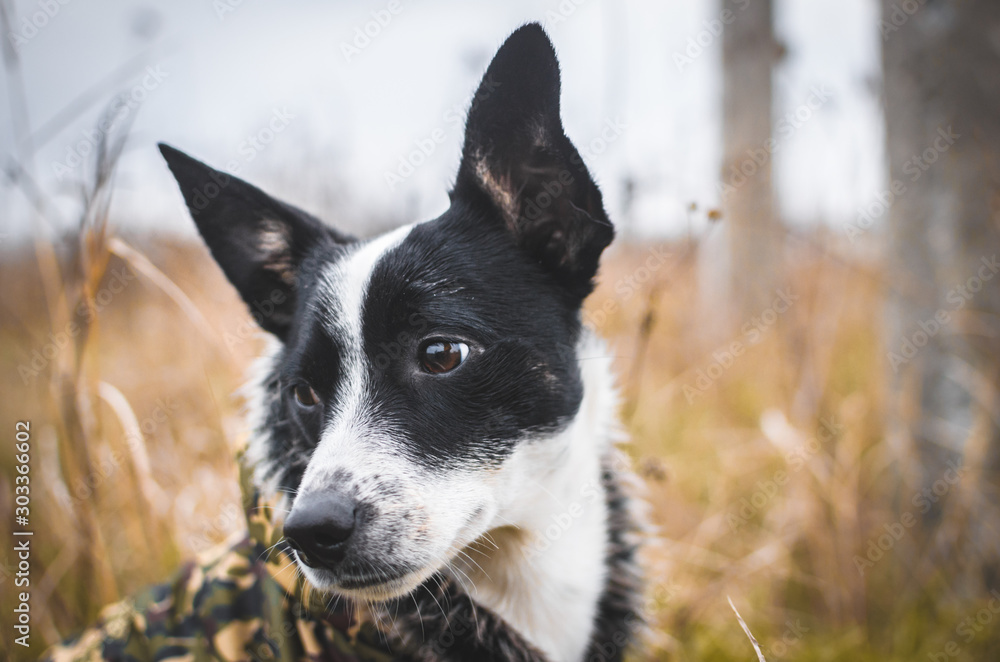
[313,221,416,433]
[240,336,287,505]
[242,224,627,661]
[241,222,416,508]
[447,334,621,662]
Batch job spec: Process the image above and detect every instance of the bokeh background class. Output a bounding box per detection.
[2,0,999,660]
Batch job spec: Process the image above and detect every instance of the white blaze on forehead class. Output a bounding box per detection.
[317,221,417,349]
[300,222,416,492]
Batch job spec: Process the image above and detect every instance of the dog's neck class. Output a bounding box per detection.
[449,335,621,662]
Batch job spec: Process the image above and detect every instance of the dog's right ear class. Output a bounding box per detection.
[451,24,614,302]
[158,144,347,340]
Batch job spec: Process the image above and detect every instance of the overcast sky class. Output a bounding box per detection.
[0,0,884,241]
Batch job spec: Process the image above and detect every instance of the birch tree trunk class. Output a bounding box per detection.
[882,0,1000,589]
[719,0,781,320]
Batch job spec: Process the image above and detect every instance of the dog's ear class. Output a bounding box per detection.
[452,23,614,300]
[158,143,347,339]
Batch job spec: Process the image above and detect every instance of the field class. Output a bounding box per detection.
[1,220,998,660]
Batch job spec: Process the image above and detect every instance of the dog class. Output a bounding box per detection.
[46,23,643,662]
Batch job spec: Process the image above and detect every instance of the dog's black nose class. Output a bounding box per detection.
[284,491,357,569]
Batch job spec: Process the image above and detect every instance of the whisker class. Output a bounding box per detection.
[254,537,289,564]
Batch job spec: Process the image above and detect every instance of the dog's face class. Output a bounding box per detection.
[160,24,613,600]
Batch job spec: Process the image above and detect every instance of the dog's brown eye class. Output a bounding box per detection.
[293,383,319,407]
[420,341,469,374]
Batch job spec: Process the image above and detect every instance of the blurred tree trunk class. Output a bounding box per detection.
[882,0,1000,588]
[718,0,781,320]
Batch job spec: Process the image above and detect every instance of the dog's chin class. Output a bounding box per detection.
[297,560,438,603]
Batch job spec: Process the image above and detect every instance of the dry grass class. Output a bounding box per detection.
[1,215,998,660]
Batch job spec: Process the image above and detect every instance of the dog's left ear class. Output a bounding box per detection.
[453,23,614,300]
[158,143,348,340]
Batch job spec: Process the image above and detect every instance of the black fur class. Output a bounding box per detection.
[377,575,549,662]
[453,23,614,303]
[359,200,586,470]
[160,22,642,662]
[585,457,644,662]
[158,143,353,339]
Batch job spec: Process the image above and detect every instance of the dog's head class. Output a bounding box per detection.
[160,23,613,600]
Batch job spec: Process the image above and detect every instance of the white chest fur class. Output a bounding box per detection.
[448,335,622,662]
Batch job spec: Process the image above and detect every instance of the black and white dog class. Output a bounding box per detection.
[160,23,642,662]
